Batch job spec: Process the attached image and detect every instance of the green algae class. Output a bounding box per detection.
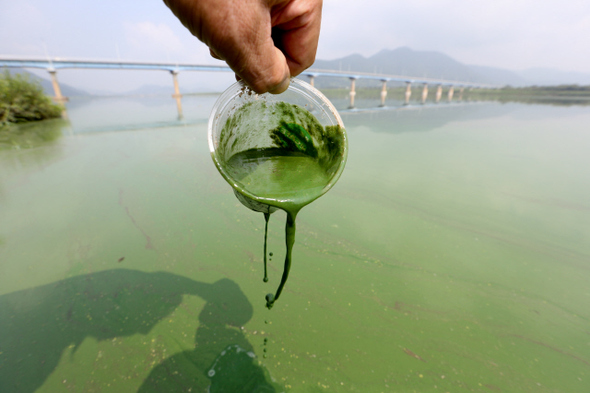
[270,121,318,158]
[4,99,589,392]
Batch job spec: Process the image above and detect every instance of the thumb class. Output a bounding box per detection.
[223,36,291,94]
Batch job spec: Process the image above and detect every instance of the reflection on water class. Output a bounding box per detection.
[0,118,67,150]
[62,94,218,134]
[0,94,589,392]
[340,102,513,134]
[0,118,67,205]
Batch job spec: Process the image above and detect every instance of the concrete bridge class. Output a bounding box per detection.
[1,57,493,115]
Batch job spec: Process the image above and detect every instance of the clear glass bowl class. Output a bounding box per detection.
[208,78,347,212]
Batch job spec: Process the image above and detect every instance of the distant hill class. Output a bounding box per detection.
[4,67,89,97]
[312,47,590,87]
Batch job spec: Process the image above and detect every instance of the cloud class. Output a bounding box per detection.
[123,21,185,61]
[121,20,221,65]
[0,1,50,55]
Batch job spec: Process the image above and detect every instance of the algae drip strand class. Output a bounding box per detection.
[225,147,330,309]
[262,212,270,283]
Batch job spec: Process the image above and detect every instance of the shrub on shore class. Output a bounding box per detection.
[0,70,63,127]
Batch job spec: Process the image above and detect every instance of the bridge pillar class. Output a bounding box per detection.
[380,80,387,107]
[349,77,357,109]
[48,69,67,103]
[170,70,183,119]
[448,86,454,102]
[421,84,428,104]
[308,75,315,87]
[458,87,464,101]
[435,85,443,103]
[404,82,412,105]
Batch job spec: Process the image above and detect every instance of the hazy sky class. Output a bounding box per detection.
[1,0,588,92]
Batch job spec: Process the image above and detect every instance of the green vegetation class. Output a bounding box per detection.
[0,70,63,127]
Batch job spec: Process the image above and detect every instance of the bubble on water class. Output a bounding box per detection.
[207,343,277,390]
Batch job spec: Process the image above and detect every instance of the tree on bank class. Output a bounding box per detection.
[0,70,63,127]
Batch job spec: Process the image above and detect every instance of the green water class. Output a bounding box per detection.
[226,148,330,206]
[1,98,589,392]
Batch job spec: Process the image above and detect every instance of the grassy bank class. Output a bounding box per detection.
[0,70,63,127]
[318,85,590,106]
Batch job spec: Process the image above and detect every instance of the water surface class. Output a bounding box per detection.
[1,95,589,392]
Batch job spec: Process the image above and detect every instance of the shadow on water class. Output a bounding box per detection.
[0,269,281,392]
[138,277,282,393]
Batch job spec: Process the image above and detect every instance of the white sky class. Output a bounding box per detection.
[1,0,589,92]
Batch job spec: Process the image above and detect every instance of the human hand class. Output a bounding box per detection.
[163,0,323,94]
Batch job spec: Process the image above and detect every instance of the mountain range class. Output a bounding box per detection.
[311,47,590,87]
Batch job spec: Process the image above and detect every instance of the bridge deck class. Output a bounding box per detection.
[0,57,491,88]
